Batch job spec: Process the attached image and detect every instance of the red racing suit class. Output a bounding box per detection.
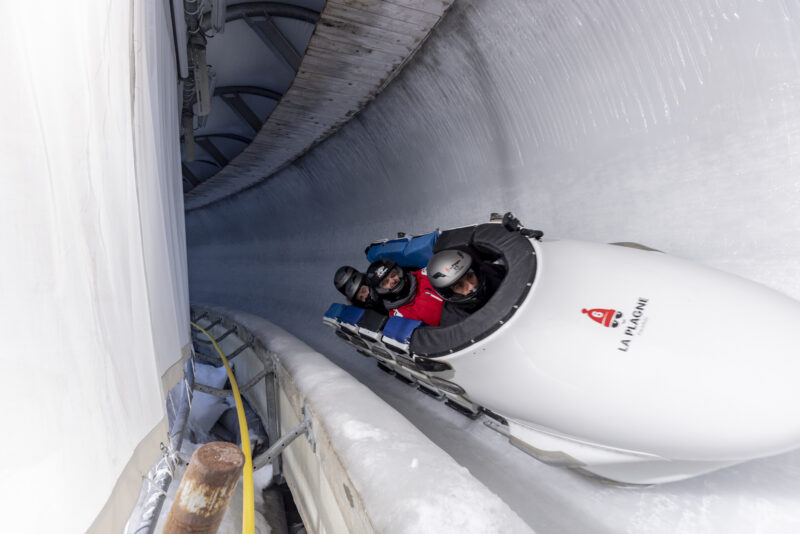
[389,269,444,326]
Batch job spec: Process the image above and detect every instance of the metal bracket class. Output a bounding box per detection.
[253,405,315,470]
[194,366,270,397]
[193,326,237,344]
[193,338,253,364]
[203,318,223,331]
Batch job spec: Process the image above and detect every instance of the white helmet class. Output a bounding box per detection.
[427,250,477,302]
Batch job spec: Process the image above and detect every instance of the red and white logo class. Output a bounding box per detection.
[582,307,624,328]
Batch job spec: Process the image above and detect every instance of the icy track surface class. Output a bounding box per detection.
[187,0,800,532]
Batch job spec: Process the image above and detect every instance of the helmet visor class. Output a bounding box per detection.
[374,266,404,296]
[344,272,365,301]
[435,269,480,303]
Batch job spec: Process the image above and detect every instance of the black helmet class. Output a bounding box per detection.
[366,259,407,297]
[343,271,366,302]
[427,249,482,303]
[334,266,358,297]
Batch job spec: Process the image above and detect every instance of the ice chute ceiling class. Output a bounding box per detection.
[179,1,324,192]
[180,0,455,211]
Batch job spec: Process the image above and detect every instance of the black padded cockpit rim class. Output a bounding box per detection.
[409,223,537,358]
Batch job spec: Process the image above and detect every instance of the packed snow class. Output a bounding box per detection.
[203,306,534,533]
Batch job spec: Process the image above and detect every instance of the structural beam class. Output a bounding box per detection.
[196,138,229,167]
[214,85,282,102]
[196,133,253,145]
[200,2,320,30]
[193,159,222,169]
[182,134,254,191]
[245,14,302,72]
[219,93,264,133]
[182,164,199,187]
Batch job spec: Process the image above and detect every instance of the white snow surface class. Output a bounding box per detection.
[207,306,533,533]
[186,0,800,532]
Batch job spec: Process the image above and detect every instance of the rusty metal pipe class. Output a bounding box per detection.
[163,442,245,534]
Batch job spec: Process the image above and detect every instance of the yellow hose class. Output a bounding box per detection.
[191,321,255,534]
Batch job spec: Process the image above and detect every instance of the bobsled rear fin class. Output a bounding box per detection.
[365,231,439,268]
[411,224,537,357]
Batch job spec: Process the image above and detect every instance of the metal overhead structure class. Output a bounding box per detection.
[203,2,321,74]
[199,2,320,29]
[183,133,253,192]
[178,0,322,189]
[179,0,456,211]
[196,138,230,167]
[244,14,303,72]
[215,86,282,134]
[182,164,199,189]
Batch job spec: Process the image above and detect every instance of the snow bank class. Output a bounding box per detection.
[194,304,533,534]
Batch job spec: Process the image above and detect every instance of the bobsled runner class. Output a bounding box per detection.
[323,215,800,485]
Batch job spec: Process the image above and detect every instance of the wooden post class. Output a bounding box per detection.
[163,442,245,534]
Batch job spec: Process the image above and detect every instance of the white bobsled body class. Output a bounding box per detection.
[432,238,800,484]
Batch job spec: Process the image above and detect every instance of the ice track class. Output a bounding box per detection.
[187,0,800,531]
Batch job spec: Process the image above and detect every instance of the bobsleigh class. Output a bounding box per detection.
[323,218,800,485]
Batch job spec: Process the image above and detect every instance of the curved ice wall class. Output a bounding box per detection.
[5,1,189,532]
[188,0,800,530]
[189,0,800,307]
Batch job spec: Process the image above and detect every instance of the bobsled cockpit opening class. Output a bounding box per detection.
[410,223,537,357]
